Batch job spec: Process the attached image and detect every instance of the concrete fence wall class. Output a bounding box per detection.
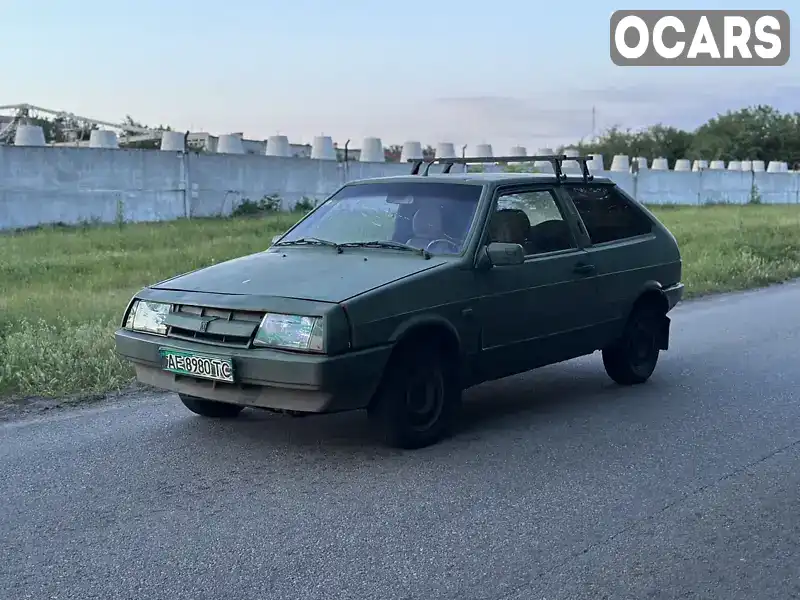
[604,170,800,206]
[1,146,798,231]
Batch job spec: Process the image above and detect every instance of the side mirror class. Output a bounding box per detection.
[271,234,282,245]
[485,242,525,266]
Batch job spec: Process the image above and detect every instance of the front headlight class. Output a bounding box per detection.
[124,300,171,335]
[253,313,324,352]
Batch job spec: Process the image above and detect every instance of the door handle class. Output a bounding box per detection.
[573,262,595,275]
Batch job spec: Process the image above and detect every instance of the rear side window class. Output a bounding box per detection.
[564,185,653,245]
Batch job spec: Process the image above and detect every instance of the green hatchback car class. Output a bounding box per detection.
[115,155,683,449]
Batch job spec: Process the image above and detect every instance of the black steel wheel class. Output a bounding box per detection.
[602,304,663,385]
[367,340,461,449]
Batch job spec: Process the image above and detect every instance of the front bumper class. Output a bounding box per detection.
[115,329,393,413]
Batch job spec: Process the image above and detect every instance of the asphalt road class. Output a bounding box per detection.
[3,283,800,600]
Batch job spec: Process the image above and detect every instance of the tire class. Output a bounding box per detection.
[178,394,244,419]
[602,303,664,386]
[367,340,462,449]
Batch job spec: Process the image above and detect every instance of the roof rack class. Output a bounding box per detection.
[408,154,594,183]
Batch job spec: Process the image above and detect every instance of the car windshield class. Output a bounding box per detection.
[277,181,484,255]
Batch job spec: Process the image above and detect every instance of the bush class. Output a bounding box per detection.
[293,197,317,213]
[0,318,132,397]
[231,194,282,217]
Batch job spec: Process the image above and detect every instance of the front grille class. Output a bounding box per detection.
[165,304,264,348]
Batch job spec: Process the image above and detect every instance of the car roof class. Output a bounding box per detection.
[344,172,615,186]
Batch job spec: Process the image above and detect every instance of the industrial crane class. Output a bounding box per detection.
[0,103,166,146]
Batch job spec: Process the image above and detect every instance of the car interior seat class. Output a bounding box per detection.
[406,204,444,248]
[487,208,530,247]
[528,219,575,253]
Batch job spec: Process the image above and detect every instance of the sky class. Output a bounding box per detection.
[3,1,797,152]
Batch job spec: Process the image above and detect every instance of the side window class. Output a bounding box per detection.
[488,189,577,255]
[565,185,653,245]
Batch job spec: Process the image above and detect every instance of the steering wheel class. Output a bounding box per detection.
[425,238,460,253]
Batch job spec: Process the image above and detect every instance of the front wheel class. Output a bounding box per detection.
[179,394,244,418]
[367,342,461,449]
[602,304,664,385]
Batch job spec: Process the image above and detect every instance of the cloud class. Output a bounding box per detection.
[429,96,593,139]
[383,74,797,150]
[219,74,800,153]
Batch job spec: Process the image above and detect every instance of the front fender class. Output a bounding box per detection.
[389,313,462,347]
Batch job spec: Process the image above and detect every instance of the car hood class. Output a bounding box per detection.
[152,248,450,303]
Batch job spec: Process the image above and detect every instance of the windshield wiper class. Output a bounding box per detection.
[339,240,431,259]
[274,237,343,253]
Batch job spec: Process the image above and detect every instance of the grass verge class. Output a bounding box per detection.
[1,205,799,400]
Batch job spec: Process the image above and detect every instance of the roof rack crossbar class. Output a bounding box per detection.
[406,155,595,183]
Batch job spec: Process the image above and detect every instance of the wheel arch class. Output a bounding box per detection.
[389,314,462,352]
[631,281,670,316]
[368,315,463,409]
[628,282,672,350]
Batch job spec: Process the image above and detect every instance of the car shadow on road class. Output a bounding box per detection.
[155,356,670,457]
[456,363,624,435]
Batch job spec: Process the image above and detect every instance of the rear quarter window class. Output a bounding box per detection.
[564,185,653,245]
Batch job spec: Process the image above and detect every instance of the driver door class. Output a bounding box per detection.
[474,184,602,380]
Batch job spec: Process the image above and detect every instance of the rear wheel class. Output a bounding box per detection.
[179,394,244,418]
[367,339,461,449]
[602,303,664,385]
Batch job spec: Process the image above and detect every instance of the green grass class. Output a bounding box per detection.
[653,205,800,295]
[1,205,799,400]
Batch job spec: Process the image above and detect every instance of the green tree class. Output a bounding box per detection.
[384,144,402,161]
[384,144,435,162]
[689,105,800,163]
[573,124,693,168]
[571,104,798,167]
[24,115,97,143]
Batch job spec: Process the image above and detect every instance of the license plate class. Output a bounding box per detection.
[159,348,234,383]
